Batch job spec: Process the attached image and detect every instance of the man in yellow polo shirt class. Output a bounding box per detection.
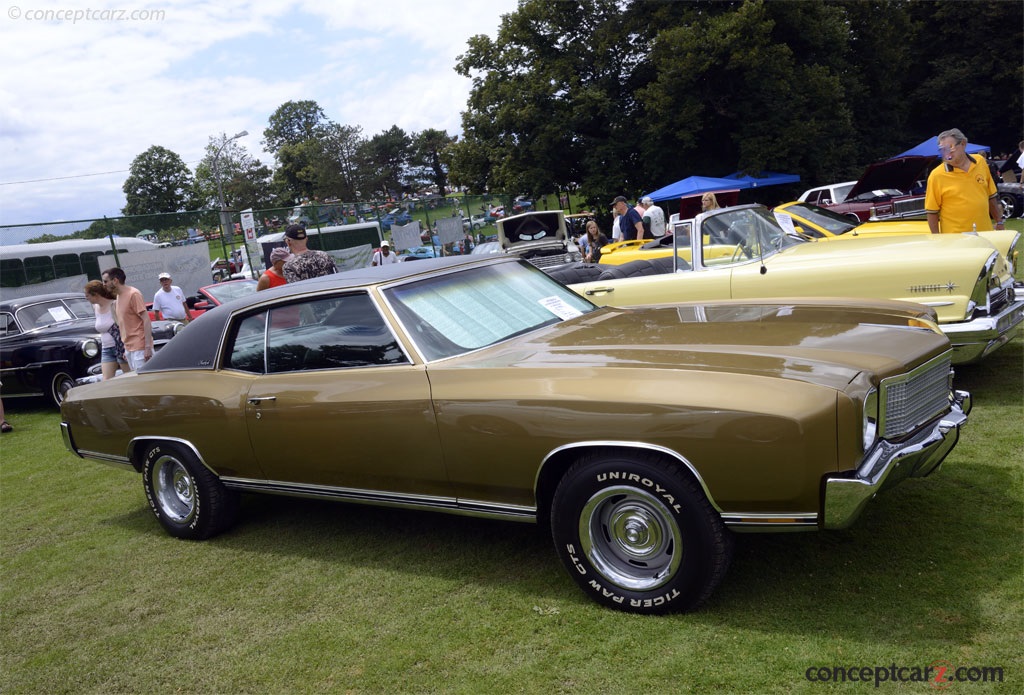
[925,128,1005,234]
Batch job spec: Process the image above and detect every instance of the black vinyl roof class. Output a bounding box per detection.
[140,255,516,373]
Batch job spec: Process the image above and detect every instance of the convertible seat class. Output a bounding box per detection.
[596,256,686,280]
[545,262,605,284]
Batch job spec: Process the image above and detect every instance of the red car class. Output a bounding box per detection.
[822,156,933,223]
[148,279,257,321]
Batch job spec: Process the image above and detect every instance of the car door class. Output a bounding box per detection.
[228,291,450,499]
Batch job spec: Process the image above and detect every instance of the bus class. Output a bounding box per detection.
[0,236,158,289]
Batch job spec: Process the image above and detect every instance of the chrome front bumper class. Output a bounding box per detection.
[942,293,1024,364]
[822,390,971,530]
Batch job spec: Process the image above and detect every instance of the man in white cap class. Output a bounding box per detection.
[640,196,666,238]
[151,272,191,323]
[371,239,398,267]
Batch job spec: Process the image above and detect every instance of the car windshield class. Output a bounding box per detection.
[698,206,802,263]
[16,298,92,330]
[204,280,257,304]
[384,261,596,361]
[777,203,857,236]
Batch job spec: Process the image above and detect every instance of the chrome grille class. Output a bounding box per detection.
[892,197,925,217]
[879,354,951,439]
[528,253,572,269]
[987,286,1008,314]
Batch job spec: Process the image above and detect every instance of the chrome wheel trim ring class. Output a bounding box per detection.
[152,455,196,524]
[578,485,682,591]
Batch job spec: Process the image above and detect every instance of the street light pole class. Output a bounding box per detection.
[213,130,248,259]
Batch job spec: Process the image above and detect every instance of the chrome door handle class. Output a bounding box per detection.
[247,396,277,404]
[584,287,614,296]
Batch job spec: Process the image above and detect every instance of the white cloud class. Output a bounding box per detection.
[0,0,516,236]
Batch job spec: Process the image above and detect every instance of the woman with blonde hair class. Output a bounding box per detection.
[701,192,721,212]
[84,279,129,379]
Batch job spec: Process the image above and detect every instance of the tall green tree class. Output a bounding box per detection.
[194,135,276,211]
[357,126,413,198]
[906,0,1023,151]
[312,122,365,201]
[263,100,328,153]
[122,145,195,217]
[638,0,860,187]
[453,0,639,199]
[410,128,456,194]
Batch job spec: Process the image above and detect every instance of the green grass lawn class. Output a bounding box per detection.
[1,333,1020,693]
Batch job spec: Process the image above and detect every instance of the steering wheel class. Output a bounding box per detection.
[730,238,754,262]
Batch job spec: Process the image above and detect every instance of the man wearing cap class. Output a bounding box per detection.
[257,247,290,291]
[371,240,398,267]
[281,223,337,282]
[611,196,648,242]
[639,196,666,238]
[151,272,191,323]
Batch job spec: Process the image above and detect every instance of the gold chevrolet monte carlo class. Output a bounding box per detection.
[61,255,971,614]
[567,205,1023,365]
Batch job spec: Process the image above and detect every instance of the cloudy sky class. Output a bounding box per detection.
[0,0,519,242]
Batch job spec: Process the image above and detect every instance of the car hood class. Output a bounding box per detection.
[13,319,98,340]
[496,211,568,250]
[456,301,948,391]
[846,156,934,200]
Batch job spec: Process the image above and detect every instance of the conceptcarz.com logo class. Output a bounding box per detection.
[805,661,1005,688]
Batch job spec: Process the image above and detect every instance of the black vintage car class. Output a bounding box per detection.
[0,293,182,406]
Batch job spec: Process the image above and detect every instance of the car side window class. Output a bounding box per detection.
[225,294,410,374]
[0,312,18,337]
[226,312,268,373]
[266,292,409,373]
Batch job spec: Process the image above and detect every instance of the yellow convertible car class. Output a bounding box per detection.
[567,205,1023,364]
[61,256,970,614]
[774,200,1019,254]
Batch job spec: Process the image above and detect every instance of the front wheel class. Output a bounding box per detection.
[998,193,1018,219]
[142,442,238,539]
[46,368,75,407]
[551,452,733,614]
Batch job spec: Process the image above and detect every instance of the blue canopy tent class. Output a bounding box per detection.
[722,170,801,188]
[643,176,742,204]
[890,138,989,159]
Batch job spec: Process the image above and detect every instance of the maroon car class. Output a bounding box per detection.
[823,156,934,223]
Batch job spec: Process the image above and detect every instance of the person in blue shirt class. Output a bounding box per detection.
[611,196,648,241]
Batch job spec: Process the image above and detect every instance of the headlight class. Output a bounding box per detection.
[171,321,185,335]
[81,339,100,359]
[965,252,998,319]
[862,388,878,452]
[1007,233,1020,277]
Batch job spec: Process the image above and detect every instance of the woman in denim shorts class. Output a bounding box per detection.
[84,280,129,380]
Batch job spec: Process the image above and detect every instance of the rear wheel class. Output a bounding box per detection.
[550,452,733,614]
[142,442,238,539]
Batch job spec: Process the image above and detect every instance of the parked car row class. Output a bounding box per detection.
[560,204,1022,365]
